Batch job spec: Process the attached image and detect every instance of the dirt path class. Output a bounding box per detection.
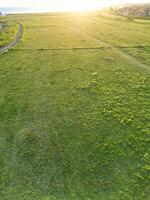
[0,22,23,54]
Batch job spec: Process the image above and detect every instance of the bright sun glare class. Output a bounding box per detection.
[35,0,106,12]
[52,0,104,12]
[37,0,150,12]
[1,0,149,12]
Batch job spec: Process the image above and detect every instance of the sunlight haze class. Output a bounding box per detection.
[0,0,150,11]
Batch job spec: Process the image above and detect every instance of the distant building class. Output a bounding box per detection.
[0,12,2,16]
[111,4,150,17]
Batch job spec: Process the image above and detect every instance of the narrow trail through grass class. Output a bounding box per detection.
[8,18,149,71]
[114,48,150,70]
[0,22,23,54]
[78,27,150,71]
[11,46,149,71]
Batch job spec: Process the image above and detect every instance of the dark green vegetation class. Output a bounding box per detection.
[0,21,18,47]
[0,12,150,200]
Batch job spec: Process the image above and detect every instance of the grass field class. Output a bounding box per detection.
[0,21,18,47]
[0,12,150,200]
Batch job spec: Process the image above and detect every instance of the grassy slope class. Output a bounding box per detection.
[0,12,150,200]
[0,21,18,47]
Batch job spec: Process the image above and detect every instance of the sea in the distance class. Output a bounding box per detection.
[0,7,52,14]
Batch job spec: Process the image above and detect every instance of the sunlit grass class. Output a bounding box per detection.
[0,12,150,200]
[0,22,18,47]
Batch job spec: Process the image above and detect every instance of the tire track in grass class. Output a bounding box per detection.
[12,45,150,52]
[114,47,150,71]
[0,22,5,30]
[0,22,23,54]
[3,20,148,71]
[12,47,111,52]
[90,35,149,71]
[73,26,149,71]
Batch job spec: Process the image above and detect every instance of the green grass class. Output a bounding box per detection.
[122,46,150,65]
[0,22,18,47]
[0,12,150,200]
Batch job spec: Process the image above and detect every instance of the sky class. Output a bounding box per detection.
[0,0,150,11]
